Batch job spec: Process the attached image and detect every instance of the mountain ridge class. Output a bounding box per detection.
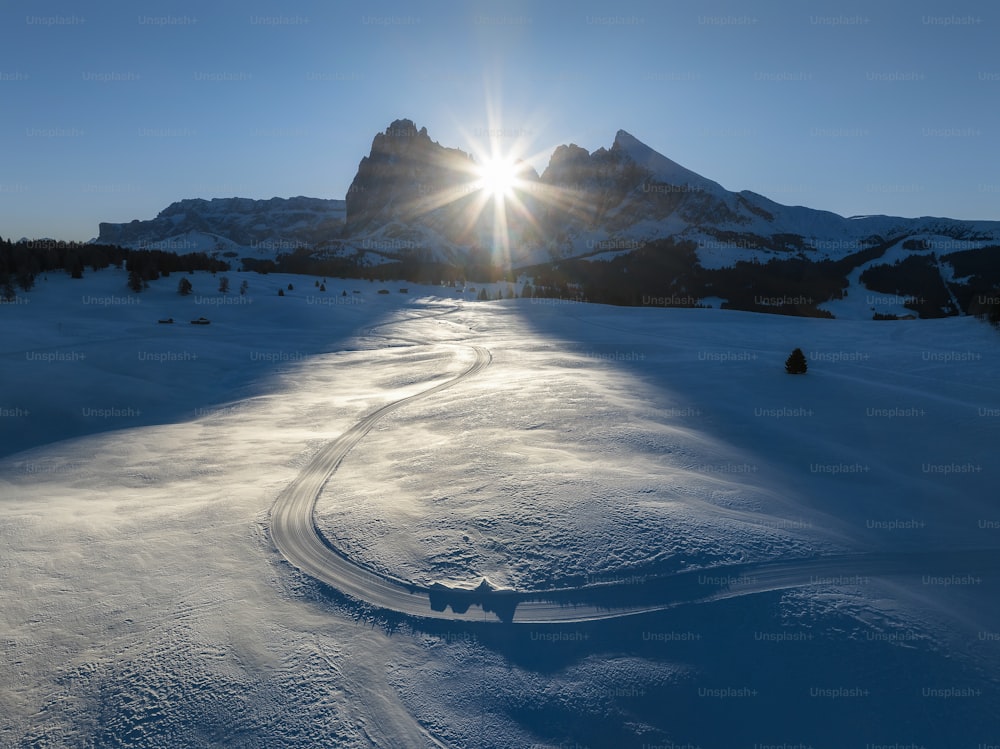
[87,119,1000,319]
[95,119,1000,267]
[97,195,346,257]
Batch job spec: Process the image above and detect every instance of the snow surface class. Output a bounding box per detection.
[2,270,1000,747]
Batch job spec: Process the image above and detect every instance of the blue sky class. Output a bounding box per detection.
[1,0,997,240]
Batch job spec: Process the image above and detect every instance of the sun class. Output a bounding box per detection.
[476,157,520,199]
[406,108,582,270]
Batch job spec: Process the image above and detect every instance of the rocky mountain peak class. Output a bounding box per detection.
[95,118,1000,277]
[345,119,477,232]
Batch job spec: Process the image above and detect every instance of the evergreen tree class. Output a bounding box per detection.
[178,277,193,296]
[218,276,230,293]
[239,279,249,295]
[15,254,40,291]
[477,287,489,301]
[16,269,36,292]
[128,269,144,292]
[66,251,84,279]
[2,276,16,303]
[785,347,808,374]
[278,288,285,296]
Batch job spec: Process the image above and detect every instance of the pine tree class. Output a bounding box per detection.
[178,277,193,296]
[16,270,35,292]
[218,276,230,293]
[477,287,489,301]
[2,277,16,303]
[67,252,84,279]
[15,254,40,291]
[785,347,808,374]
[278,288,284,296]
[128,269,144,292]
[240,280,249,295]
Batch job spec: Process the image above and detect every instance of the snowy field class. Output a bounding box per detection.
[2,268,1000,747]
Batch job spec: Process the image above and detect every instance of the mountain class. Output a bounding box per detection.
[92,121,1000,271]
[86,119,1000,319]
[532,128,1000,268]
[343,118,543,265]
[339,121,1000,273]
[340,120,1000,317]
[96,196,346,258]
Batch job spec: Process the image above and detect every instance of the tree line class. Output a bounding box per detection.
[0,237,230,299]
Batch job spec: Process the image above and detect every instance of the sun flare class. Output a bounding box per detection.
[405,111,580,269]
[476,157,520,198]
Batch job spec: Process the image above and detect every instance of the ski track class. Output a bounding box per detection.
[270,308,1000,625]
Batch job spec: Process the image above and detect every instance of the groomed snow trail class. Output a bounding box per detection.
[270,345,497,618]
[270,337,1000,624]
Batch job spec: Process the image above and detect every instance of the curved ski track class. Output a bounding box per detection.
[271,330,1000,624]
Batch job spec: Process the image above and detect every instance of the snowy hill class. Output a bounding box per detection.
[2,270,1000,746]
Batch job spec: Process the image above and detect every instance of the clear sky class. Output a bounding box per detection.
[1,0,997,241]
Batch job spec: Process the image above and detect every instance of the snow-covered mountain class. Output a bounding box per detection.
[532,128,1000,267]
[340,120,1000,269]
[93,120,1000,270]
[83,119,1000,319]
[96,196,346,258]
